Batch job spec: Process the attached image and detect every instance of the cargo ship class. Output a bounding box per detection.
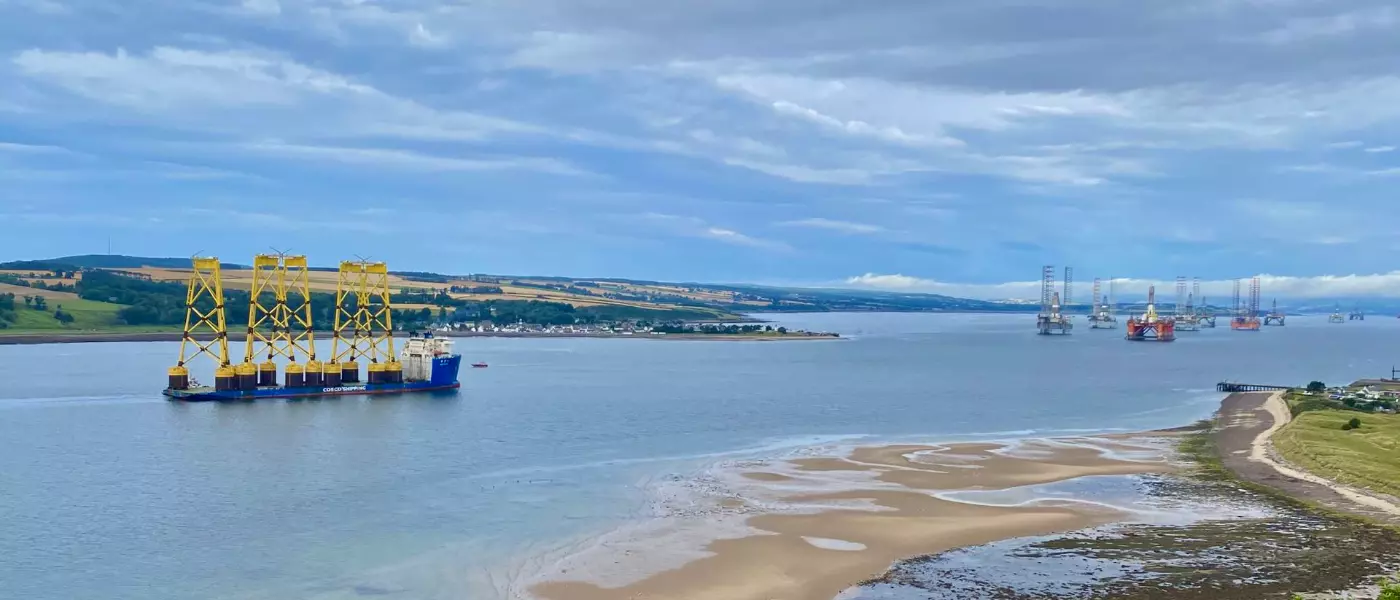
[163,255,462,402]
[165,333,461,401]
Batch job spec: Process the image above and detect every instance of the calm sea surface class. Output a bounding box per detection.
[3,312,1398,600]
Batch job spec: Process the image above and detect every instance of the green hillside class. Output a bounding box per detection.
[4,297,127,332]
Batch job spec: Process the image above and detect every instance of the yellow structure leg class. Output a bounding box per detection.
[169,257,231,390]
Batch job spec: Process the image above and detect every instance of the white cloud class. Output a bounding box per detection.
[239,141,590,176]
[636,213,790,251]
[718,158,884,185]
[11,47,540,142]
[1279,163,1346,174]
[0,141,79,156]
[778,217,885,235]
[1365,145,1396,153]
[1326,140,1365,149]
[409,23,446,48]
[844,273,937,290]
[768,100,964,148]
[1253,6,1399,45]
[1232,198,1323,222]
[703,227,778,248]
[715,73,1128,137]
[845,272,1400,299]
[181,207,391,233]
[2,0,68,15]
[240,0,280,16]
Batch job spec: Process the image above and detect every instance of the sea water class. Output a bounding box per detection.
[2,312,1396,599]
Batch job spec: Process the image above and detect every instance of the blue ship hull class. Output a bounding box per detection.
[165,355,462,402]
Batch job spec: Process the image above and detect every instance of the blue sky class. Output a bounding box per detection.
[2,0,1400,298]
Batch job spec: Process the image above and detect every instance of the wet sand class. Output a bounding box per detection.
[530,437,1174,600]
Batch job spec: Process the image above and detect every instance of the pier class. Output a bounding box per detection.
[1217,382,1292,393]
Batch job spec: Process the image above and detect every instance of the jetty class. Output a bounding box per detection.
[1217,382,1292,393]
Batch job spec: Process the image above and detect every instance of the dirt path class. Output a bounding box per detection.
[1216,392,1400,525]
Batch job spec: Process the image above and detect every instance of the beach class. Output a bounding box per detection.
[520,392,1400,600]
[527,437,1177,600]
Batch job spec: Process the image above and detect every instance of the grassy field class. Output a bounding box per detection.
[2,297,125,331]
[0,282,83,301]
[1273,408,1400,499]
[103,266,756,319]
[129,267,444,293]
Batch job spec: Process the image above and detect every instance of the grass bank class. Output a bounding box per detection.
[2,298,124,331]
[1274,409,1400,501]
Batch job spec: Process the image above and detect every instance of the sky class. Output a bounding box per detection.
[2,0,1400,299]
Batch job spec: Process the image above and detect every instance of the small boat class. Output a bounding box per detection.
[471,362,488,368]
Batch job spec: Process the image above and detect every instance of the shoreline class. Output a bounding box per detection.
[516,392,1400,599]
[524,437,1177,600]
[1215,391,1400,525]
[0,330,841,346]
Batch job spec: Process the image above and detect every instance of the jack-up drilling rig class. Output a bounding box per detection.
[1036,265,1072,335]
[1264,299,1286,326]
[1330,303,1346,323]
[1174,276,1199,332]
[1195,278,1216,328]
[1088,277,1117,329]
[1230,277,1261,331]
[1350,305,1366,321]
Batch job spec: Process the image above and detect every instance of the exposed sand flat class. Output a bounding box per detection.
[530,438,1171,600]
[741,472,795,482]
[793,439,1173,492]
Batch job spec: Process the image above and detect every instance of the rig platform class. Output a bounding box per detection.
[1125,285,1175,342]
[1264,299,1285,326]
[1230,277,1261,331]
[1036,266,1073,335]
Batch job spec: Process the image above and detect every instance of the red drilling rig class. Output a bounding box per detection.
[1126,285,1176,342]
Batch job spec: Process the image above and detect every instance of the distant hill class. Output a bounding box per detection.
[698,283,1029,313]
[3,256,1033,315]
[0,255,246,270]
[64,255,247,269]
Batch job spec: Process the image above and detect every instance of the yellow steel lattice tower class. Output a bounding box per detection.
[331,260,401,385]
[362,261,401,383]
[245,254,281,363]
[332,260,364,362]
[363,262,397,353]
[167,257,231,390]
[331,261,367,382]
[244,254,319,387]
[280,255,317,362]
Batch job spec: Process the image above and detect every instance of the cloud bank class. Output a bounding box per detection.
[845,272,1400,300]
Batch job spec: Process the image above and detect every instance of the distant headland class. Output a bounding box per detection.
[0,254,1022,341]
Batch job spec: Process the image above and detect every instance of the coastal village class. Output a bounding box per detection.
[432,319,838,339]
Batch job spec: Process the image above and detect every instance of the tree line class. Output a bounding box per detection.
[0,293,14,328]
